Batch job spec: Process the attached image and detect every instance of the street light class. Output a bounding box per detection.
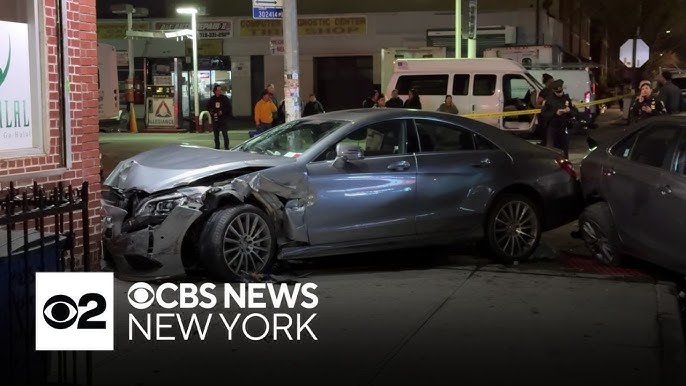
[177,6,200,131]
[666,30,672,34]
[111,4,149,133]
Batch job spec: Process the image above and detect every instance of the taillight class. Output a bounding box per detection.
[557,159,577,179]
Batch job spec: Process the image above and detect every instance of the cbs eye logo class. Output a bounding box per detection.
[43,293,107,330]
[35,272,114,351]
[127,282,155,310]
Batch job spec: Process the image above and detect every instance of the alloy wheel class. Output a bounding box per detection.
[581,220,615,265]
[222,212,272,274]
[493,201,539,258]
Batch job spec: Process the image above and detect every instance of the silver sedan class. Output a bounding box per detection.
[102,109,582,281]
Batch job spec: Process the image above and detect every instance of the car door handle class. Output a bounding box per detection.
[602,166,616,176]
[471,158,492,167]
[659,185,672,195]
[387,160,411,171]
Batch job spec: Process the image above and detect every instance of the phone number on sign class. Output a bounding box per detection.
[199,32,231,38]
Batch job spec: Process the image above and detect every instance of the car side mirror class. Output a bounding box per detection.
[332,143,364,168]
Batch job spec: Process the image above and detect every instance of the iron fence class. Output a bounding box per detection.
[0,181,92,386]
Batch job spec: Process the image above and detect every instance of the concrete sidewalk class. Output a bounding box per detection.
[90,264,685,386]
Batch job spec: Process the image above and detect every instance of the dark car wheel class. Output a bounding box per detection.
[579,202,621,266]
[485,194,541,263]
[199,204,276,281]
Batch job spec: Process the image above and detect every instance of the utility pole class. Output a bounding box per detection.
[455,0,461,58]
[126,7,137,132]
[467,0,477,58]
[282,0,300,122]
[631,1,642,89]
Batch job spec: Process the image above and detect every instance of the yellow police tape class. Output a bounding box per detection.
[460,92,635,119]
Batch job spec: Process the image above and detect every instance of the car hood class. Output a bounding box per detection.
[103,144,295,193]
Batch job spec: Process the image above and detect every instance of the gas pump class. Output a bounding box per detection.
[145,59,177,130]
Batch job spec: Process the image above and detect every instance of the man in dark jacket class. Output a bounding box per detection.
[385,89,404,108]
[303,94,325,116]
[207,84,232,150]
[362,90,378,108]
[540,80,577,159]
[658,71,681,114]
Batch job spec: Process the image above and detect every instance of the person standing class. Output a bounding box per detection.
[437,95,458,114]
[374,93,386,108]
[207,84,232,150]
[630,80,667,122]
[536,73,555,145]
[540,80,577,159]
[658,71,681,114]
[362,90,378,108]
[303,94,325,116]
[403,88,422,109]
[254,90,277,134]
[385,89,404,108]
[266,83,280,126]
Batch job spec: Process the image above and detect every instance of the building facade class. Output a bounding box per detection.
[1,0,101,267]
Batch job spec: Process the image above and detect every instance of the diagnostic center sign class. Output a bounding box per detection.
[240,16,367,37]
[0,21,32,151]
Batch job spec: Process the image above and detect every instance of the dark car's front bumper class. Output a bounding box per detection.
[541,178,584,231]
[101,200,202,281]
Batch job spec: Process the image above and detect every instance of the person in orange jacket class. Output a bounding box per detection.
[254,89,278,134]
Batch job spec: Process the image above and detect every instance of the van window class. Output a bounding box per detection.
[452,74,470,96]
[473,75,496,96]
[503,74,531,100]
[395,75,449,95]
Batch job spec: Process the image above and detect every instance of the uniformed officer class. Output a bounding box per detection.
[630,80,667,122]
[540,79,577,159]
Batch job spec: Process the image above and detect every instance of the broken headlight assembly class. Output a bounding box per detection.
[134,186,208,217]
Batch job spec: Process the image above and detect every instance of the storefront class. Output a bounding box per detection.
[0,0,102,265]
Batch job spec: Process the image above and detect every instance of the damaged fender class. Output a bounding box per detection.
[102,202,202,281]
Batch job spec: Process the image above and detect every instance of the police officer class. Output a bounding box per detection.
[540,80,577,159]
[630,80,666,123]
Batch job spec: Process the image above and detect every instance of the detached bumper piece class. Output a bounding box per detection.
[102,201,201,281]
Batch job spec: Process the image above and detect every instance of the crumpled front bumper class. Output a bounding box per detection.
[101,200,202,281]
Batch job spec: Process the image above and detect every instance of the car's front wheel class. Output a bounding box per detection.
[199,204,276,281]
[579,202,621,266]
[485,194,541,263]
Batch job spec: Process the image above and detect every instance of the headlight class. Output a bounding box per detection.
[135,186,208,217]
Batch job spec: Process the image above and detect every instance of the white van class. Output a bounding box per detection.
[386,58,544,133]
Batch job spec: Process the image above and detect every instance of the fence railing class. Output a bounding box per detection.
[1,181,92,386]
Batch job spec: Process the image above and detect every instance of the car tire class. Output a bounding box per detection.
[579,202,622,266]
[199,204,276,281]
[485,194,541,263]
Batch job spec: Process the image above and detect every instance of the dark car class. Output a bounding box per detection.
[102,109,582,281]
[579,116,686,274]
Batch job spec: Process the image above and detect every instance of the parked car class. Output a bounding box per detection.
[102,109,582,281]
[578,116,686,274]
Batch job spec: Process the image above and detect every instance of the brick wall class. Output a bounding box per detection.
[0,0,101,269]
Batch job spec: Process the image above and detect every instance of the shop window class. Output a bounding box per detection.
[0,0,51,158]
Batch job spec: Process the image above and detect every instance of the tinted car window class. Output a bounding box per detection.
[629,126,681,168]
[395,75,448,95]
[314,120,406,161]
[452,74,470,96]
[610,130,640,159]
[474,134,497,150]
[415,120,476,152]
[473,75,497,96]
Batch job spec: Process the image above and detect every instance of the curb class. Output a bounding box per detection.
[656,281,686,386]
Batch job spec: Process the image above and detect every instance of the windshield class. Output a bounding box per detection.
[236,119,348,158]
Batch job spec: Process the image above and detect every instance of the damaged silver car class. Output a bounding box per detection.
[102,109,582,281]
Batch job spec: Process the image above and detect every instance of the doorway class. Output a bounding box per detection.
[314,56,373,112]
